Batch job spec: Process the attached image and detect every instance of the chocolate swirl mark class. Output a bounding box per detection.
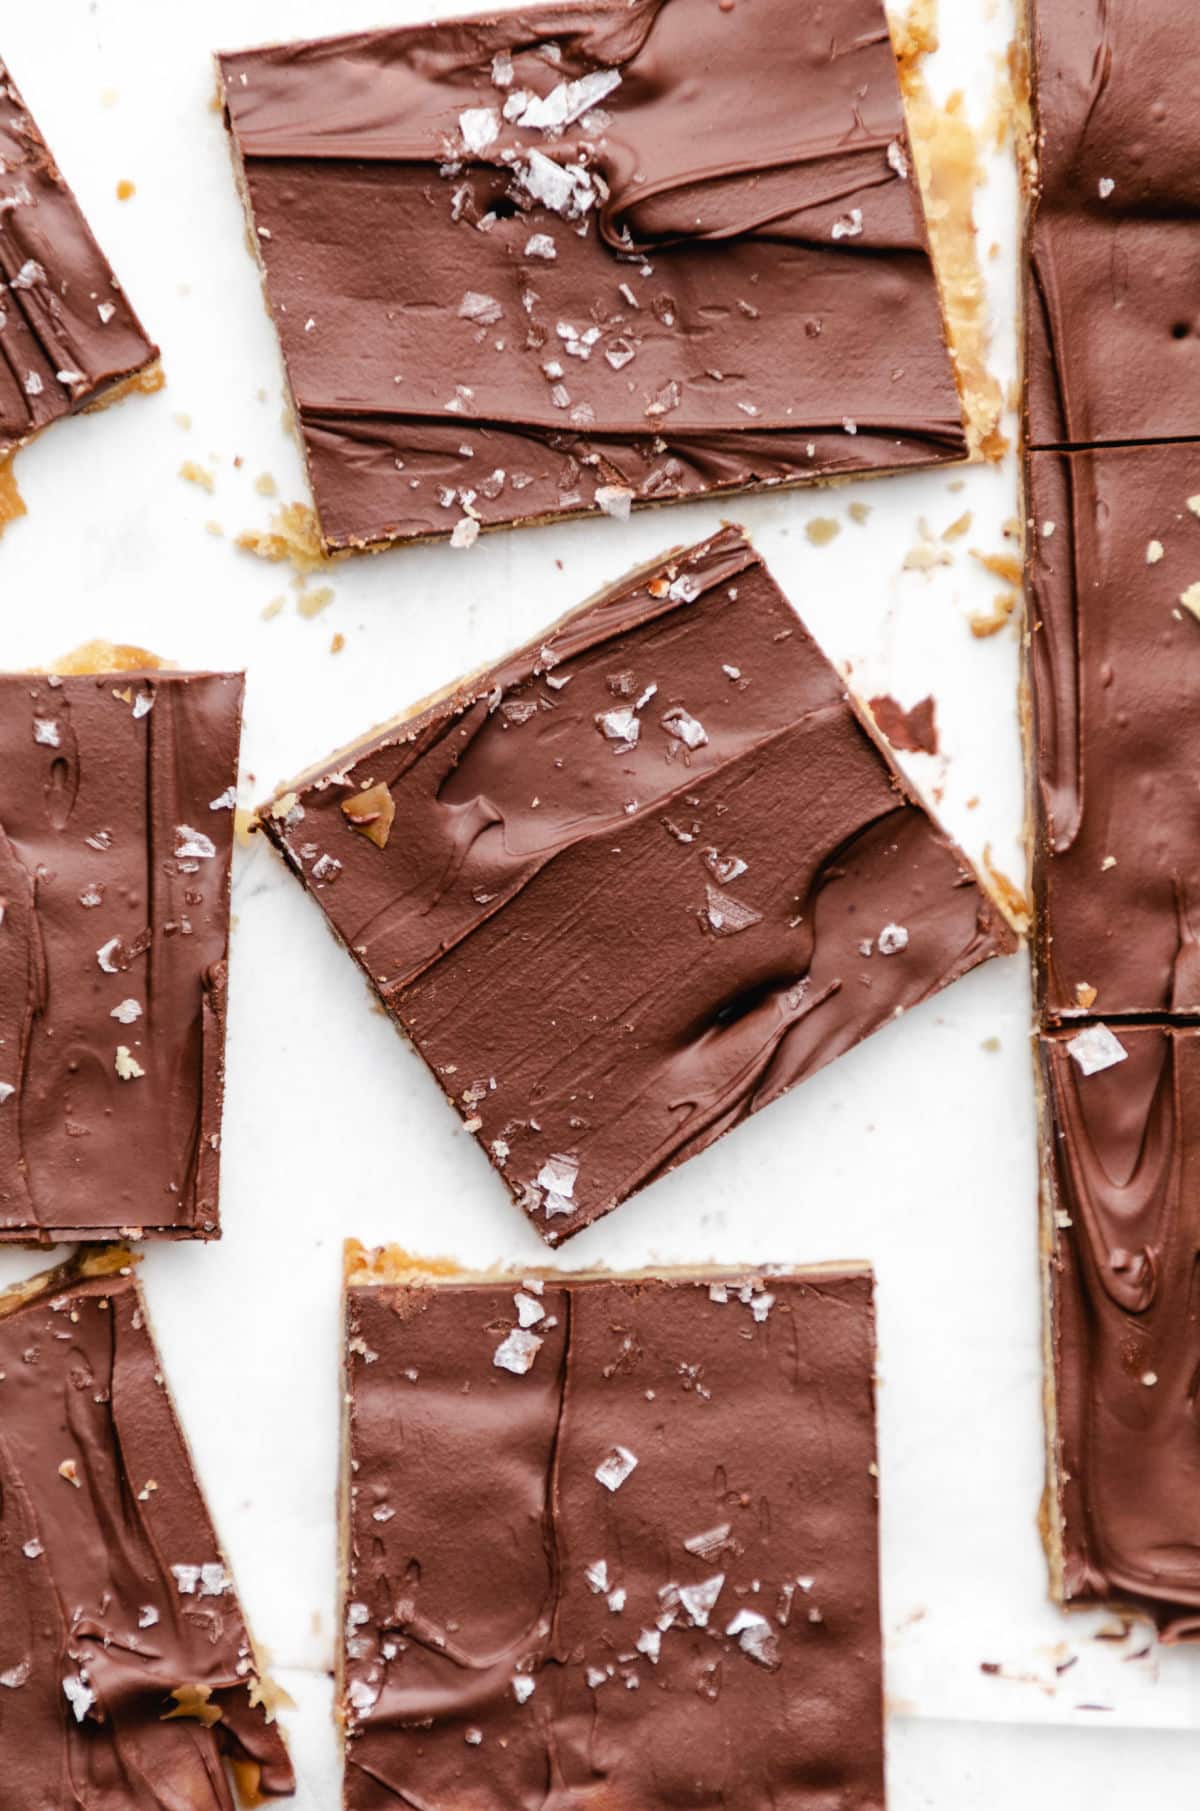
[1045,1028,1200,1629]
[0,822,40,1229]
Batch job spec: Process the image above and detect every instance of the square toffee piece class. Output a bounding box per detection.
[0,1249,293,1807]
[1026,442,1200,1020]
[0,59,159,473]
[1039,1025,1200,1640]
[217,0,966,555]
[0,662,242,1243]
[259,526,1015,1244]
[339,1247,885,1810]
[1024,0,1200,451]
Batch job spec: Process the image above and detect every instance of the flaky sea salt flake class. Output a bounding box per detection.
[494,1327,544,1374]
[594,1445,638,1492]
[1067,1024,1128,1077]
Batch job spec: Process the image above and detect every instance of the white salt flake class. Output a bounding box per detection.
[516,69,621,133]
[96,938,123,974]
[636,1627,662,1662]
[678,1574,725,1627]
[585,1665,610,1689]
[1098,176,1115,199]
[459,107,500,154]
[661,707,707,749]
[877,923,908,956]
[514,1290,545,1328]
[174,826,216,860]
[22,1540,43,1560]
[459,290,504,325]
[607,1586,627,1613]
[110,999,142,1025]
[749,1290,775,1323]
[886,139,909,179]
[725,1608,779,1667]
[594,1446,638,1492]
[451,516,480,549]
[138,1606,159,1629]
[0,1660,31,1688]
[831,208,863,240]
[98,301,117,324]
[524,232,558,259]
[0,1083,14,1105]
[114,1046,145,1081]
[494,1327,544,1374]
[585,1559,610,1594]
[63,1675,95,1722]
[209,786,236,811]
[668,574,702,603]
[491,51,514,89]
[347,1676,379,1715]
[704,884,763,936]
[512,1674,536,1702]
[683,1523,731,1560]
[33,718,60,747]
[1067,1024,1128,1077]
[595,484,634,520]
[595,706,640,749]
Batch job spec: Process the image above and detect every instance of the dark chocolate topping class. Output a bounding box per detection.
[0,1258,293,1803]
[261,527,1014,1244]
[1026,444,1200,1018]
[342,1268,883,1809]
[1041,1026,1200,1639]
[0,60,158,458]
[219,0,965,553]
[1025,0,1200,448]
[0,671,242,1243]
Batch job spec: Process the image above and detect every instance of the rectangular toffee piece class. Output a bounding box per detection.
[0,1248,294,1807]
[1026,443,1200,1019]
[0,660,243,1243]
[340,1244,886,1810]
[1024,0,1200,450]
[1039,1025,1200,1640]
[217,0,967,556]
[0,58,159,463]
[259,526,1015,1245]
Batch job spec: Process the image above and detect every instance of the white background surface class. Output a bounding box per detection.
[2,2,1198,1804]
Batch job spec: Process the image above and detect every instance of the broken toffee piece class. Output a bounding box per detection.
[340,1247,885,1810]
[1040,1026,1200,1640]
[1026,443,1200,1019]
[1024,0,1200,449]
[260,527,1015,1244]
[217,0,966,556]
[0,58,159,463]
[0,1249,294,1806]
[0,667,243,1243]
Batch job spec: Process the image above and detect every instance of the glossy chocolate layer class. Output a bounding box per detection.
[1025,0,1200,448]
[0,1254,293,1804]
[261,527,1014,1243]
[0,60,158,458]
[0,671,242,1243]
[1026,444,1200,1018]
[342,1264,883,1809]
[1041,1027,1200,1639]
[218,0,965,554]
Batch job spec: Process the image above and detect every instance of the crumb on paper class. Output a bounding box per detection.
[969,592,1017,638]
[116,179,136,201]
[902,517,952,572]
[805,515,841,546]
[179,461,215,494]
[235,501,327,575]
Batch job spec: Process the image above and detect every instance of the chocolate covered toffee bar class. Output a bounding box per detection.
[1026,442,1200,1020]
[0,58,159,464]
[217,0,966,555]
[0,666,242,1243]
[339,1247,885,1809]
[1039,1026,1200,1639]
[1024,0,1200,450]
[260,527,1014,1244]
[0,1249,293,1806]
